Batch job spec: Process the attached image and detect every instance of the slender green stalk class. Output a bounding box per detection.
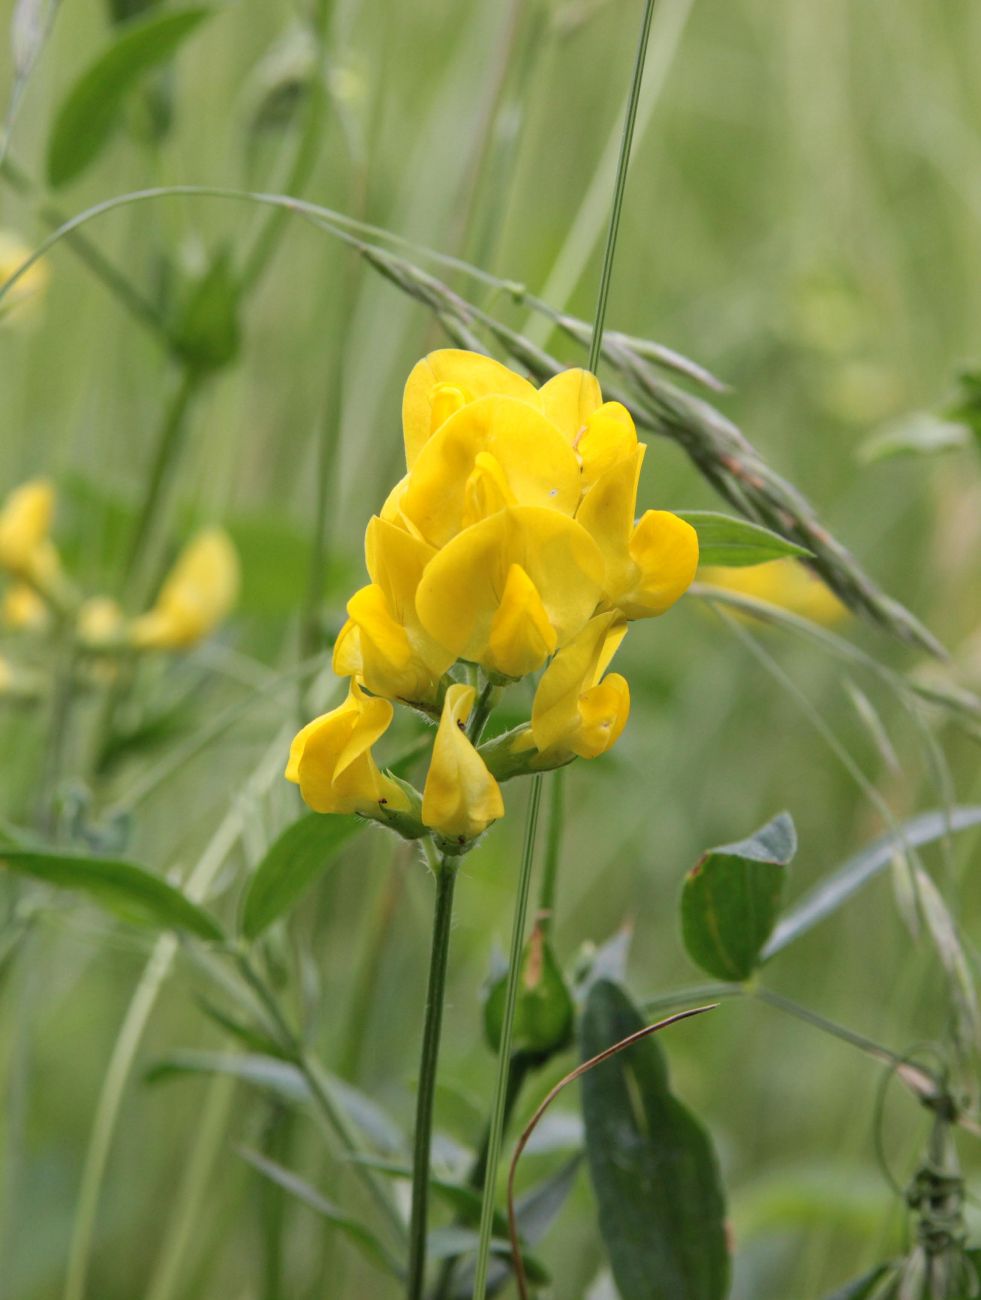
[538,768,565,937]
[406,861,458,1300]
[586,0,659,374]
[472,772,544,1300]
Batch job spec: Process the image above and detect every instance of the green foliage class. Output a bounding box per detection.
[858,414,971,464]
[483,925,574,1056]
[46,6,212,186]
[680,812,795,981]
[241,811,364,940]
[580,980,730,1300]
[0,849,224,939]
[677,510,810,567]
[168,248,242,372]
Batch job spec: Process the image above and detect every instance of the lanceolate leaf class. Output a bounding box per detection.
[241,812,363,940]
[763,806,981,960]
[46,7,211,187]
[580,981,729,1300]
[0,849,224,939]
[677,510,810,567]
[238,1147,402,1279]
[681,812,796,981]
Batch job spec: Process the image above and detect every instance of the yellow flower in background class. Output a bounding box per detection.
[0,478,59,581]
[0,231,50,323]
[700,560,846,625]
[131,528,240,650]
[77,596,125,648]
[287,678,410,816]
[422,683,504,841]
[1,583,48,631]
[0,654,12,693]
[528,611,630,760]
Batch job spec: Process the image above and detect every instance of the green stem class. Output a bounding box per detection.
[586,0,659,375]
[472,773,544,1300]
[124,368,202,599]
[466,680,499,745]
[538,768,565,938]
[235,953,407,1247]
[407,861,458,1300]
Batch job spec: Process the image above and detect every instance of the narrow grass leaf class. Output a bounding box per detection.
[580,981,729,1300]
[823,1265,896,1299]
[678,510,810,567]
[0,849,224,939]
[681,812,795,981]
[237,1146,402,1278]
[241,811,363,940]
[46,7,212,187]
[763,806,981,959]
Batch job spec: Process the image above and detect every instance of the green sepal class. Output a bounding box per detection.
[483,923,574,1057]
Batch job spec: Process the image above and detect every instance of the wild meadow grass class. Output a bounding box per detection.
[1,2,980,1298]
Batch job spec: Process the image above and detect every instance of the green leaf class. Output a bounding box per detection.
[763,806,981,960]
[238,1147,402,1278]
[858,413,971,464]
[483,924,574,1056]
[146,1049,404,1153]
[580,981,729,1300]
[241,812,363,940]
[169,248,242,372]
[946,367,981,447]
[677,510,810,567]
[46,7,211,187]
[823,1264,895,1299]
[0,849,224,940]
[681,811,796,981]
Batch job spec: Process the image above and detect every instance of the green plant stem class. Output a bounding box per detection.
[407,860,458,1300]
[586,0,659,374]
[538,768,565,937]
[472,773,544,1300]
[235,953,406,1247]
[467,681,499,745]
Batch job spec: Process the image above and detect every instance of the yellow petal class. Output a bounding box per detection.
[574,673,630,758]
[422,683,504,841]
[537,368,603,441]
[77,596,124,645]
[287,679,407,815]
[461,451,517,529]
[402,350,537,468]
[531,612,628,758]
[332,618,363,676]
[342,583,447,705]
[619,510,699,619]
[1,583,48,630]
[486,563,557,679]
[0,478,55,574]
[400,395,582,547]
[575,446,645,595]
[415,506,605,669]
[577,402,639,491]
[131,528,240,649]
[0,230,50,324]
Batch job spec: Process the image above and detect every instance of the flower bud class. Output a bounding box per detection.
[422,683,504,849]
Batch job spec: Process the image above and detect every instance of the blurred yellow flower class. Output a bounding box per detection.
[131,528,240,650]
[77,595,125,647]
[528,611,630,761]
[422,683,504,842]
[286,678,410,816]
[0,230,50,324]
[0,478,60,585]
[700,560,846,625]
[1,583,48,631]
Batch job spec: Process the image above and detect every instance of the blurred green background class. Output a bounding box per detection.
[1,0,980,1296]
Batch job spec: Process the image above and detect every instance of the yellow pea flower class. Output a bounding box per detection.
[415,505,605,674]
[131,527,240,650]
[422,683,504,842]
[333,516,454,707]
[402,349,538,468]
[0,231,50,323]
[537,368,603,442]
[287,678,410,816]
[0,478,59,581]
[398,396,582,548]
[1,583,48,631]
[529,611,631,760]
[77,596,125,648]
[576,449,699,619]
[700,560,846,625]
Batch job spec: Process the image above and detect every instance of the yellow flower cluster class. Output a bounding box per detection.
[0,478,239,660]
[288,350,698,851]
